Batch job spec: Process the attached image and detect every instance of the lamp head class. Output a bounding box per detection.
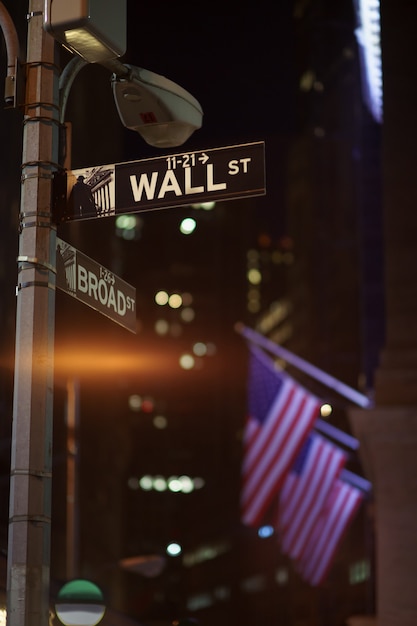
[112,65,203,148]
[44,0,126,63]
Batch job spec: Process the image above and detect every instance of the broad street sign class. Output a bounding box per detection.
[54,141,265,222]
[56,237,137,332]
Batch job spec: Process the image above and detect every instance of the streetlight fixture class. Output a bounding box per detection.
[44,0,126,63]
[112,65,203,148]
[59,57,204,149]
[46,0,203,149]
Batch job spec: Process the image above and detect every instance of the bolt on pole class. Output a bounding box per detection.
[7,1,59,625]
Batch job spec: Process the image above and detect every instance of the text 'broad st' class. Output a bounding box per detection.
[56,237,137,333]
[58,141,265,222]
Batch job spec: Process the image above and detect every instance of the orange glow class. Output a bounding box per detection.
[2,349,159,377]
[53,343,178,379]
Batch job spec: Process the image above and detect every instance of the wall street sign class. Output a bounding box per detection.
[55,141,265,222]
[56,237,137,332]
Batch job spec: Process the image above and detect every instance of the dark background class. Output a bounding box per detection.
[0,1,382,624]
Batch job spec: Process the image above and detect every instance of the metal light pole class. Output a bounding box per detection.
[3,3,202,624]
[7,1,59,624]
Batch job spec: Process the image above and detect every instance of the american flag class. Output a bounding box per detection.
[241,346,321,527]
[276,432,347,560]
[297,478,364,586]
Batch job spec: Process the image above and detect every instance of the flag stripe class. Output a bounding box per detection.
[298,479,363,585]
[277,434,347,560]
[241,346,320,526]
[242,390,317,524]
[242,388,312,500]
[242,381,298,480]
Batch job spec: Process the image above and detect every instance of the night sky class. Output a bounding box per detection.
[123,2,297,149]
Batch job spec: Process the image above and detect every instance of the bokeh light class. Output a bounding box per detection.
[155,290,169,305]
[320,403,333,417]
[153,415,168,429]
[166,542,182,557]
[181,307,195,322]
[169,293,183,309]
[247,268,262,285]
[179,354,195,370]
[179,217,197,234]
[193,342,207,356]
[128,394,142,412]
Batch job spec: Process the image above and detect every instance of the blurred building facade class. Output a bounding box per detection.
[349,1,417,625]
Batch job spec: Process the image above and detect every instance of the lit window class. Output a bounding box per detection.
[191,201,215,210]
[128,394,142,411]
[155,291,169,306]
[193,342,207,356]
[241,574,266,593]
[183,541,230,567]
[168,476,182,492]
[166,542,182,556]
[193,477,205,489]
[180,217,197,234]
[247,287,261,313]
[155,319,169,335]
[153,415,168,429]
[349,559,370,584]
[186,592,213,610]
[181,307,195,322]
[115,214,141,240]
[214,586,230,601]
[153,475,167,492]
[275,567,289,586]
[139,475,153,491]
[247,249,259,263]
[299,69,316,91]
[179,475,194,493]
[169,293,183,308]
[247,268,262,285]
[247,299,261,313]
[136,474,203,493]
[127,477,140,490]
[271,250,284,264]
[179,354,195,370]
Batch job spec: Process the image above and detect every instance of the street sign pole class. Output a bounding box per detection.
[7,2,59,625]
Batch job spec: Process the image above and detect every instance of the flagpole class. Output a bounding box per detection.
[314,418,360,451]
[235,323,373,409]
[340,468,372,494]
[248,344,361,451]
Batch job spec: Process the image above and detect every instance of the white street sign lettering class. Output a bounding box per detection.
[57,141,265,222]
[56,237,136,333]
